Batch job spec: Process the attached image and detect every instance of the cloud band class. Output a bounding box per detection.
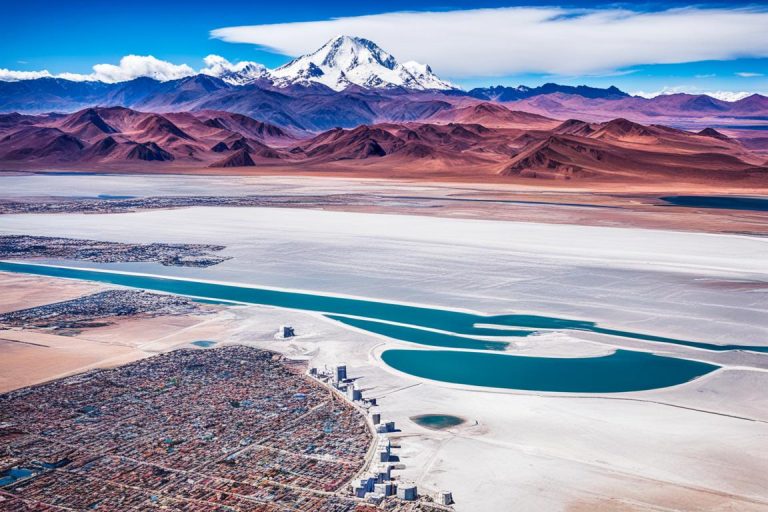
[211,6,768,77]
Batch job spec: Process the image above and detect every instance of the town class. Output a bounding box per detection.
[0,194,365,216]
[0,235,231,267]
[0,346,452,511]
[0,289,209,332]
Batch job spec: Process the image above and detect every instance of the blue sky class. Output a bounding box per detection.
[2,0,767,96]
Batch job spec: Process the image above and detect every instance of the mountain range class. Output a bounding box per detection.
[2,36,766,128]
[2,71,766,131]
[1,104,764,183]
[0,36,766,183]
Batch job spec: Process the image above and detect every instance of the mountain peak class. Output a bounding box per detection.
[269,35,454,91]
[317,35,397,69]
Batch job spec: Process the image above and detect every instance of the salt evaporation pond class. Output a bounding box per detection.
[0,261,739,392]
[383,349,718,393]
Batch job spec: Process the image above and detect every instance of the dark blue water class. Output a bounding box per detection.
[0,467,34,486]
[382,349,718,393]
[0,261,763,354]
[411,414,465,429]
[661,196,768,212]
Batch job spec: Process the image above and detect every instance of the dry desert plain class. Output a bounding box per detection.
[1,173,767,511]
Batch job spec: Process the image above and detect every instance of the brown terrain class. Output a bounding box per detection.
[0,101,767,186]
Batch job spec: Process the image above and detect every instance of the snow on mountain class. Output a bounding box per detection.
[268,36,455,91]
[0,36,454,91]
[200,55,269,85]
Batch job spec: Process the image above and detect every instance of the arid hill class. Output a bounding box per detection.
[425,102,559,129]
[0,106,765,184]
[502,119,764,181]
[0,107,295,166]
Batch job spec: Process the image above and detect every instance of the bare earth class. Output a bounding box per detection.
[0,274,230,392]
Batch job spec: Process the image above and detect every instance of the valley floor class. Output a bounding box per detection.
[2,173,768,234]
[1,174,767,511]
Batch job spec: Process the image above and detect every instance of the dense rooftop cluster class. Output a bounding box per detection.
[0,289,207,331]
[0,194,363,216]
[0,347,402,511]
[0,235,230,267]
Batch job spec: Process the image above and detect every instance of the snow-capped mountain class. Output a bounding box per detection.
[200,55,269,85]
[267,35,455,91]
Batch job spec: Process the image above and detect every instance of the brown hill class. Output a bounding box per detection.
[292,122,521,163]
[1,127,85,162]
[209,148,255,168]
[126,141,175,161]
[133,114,193,143]
[426,102,558,129]
[59,108,118,139]
[0,105,765,184]
[502,129,765,181]
[0,106,293,167]
[698,127,731,141]
[192,111,296,143]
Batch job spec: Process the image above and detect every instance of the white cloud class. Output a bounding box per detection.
[631,87,758,102]
[0,55,197,83]
[89,55,195,83]
[0,55,271,84]
[0,69,54,81]
[199,55,267,77]
[211,6,768,77]
[736,72,764,77]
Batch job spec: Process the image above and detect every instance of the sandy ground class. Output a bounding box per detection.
[1,175,767,510]
[0,273,104,313]
[0,273,234,392]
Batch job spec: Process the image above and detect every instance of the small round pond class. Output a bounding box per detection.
[191,340,217,348]
[411,414,466,430]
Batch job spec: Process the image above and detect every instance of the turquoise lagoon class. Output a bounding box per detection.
[0,261,737,392]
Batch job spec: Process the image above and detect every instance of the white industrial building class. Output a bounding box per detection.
[396,483,418,501]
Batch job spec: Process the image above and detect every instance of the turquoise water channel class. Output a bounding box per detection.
[0,261,742,392]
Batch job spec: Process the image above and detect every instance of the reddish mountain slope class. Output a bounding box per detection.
[192,111,297,143]
[426,102,558,129]
[0,107,291,166]
[0,106,765,183]
[209,148,256,168]
[502,122,765,181]
[291,122,523,163]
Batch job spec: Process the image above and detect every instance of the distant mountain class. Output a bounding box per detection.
[1,53,767,133]
[504,92,768,123]
[469,83,629,101]
[268,36,455,91]
[200,57,269,86]
[424,102,558,129]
